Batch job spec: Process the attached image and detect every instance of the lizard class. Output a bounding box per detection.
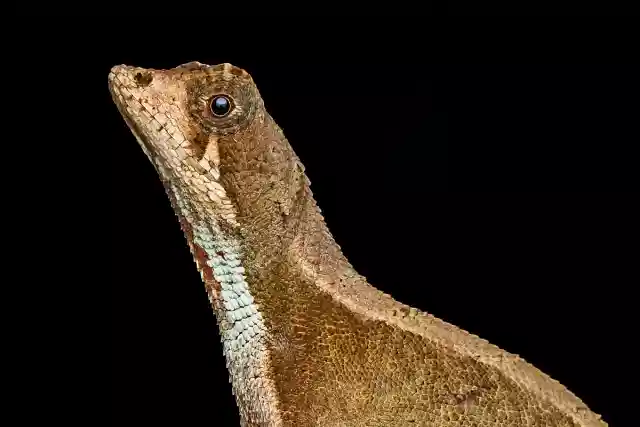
[109,61,607,427]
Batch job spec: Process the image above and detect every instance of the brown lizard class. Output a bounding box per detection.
[109,61,607,427]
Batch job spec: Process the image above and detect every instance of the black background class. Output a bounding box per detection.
[81,18,640,427]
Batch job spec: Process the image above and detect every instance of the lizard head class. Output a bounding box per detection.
[109,61,306,250]
[109,61,268,228]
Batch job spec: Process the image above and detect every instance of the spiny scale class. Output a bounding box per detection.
[109,62,607,427]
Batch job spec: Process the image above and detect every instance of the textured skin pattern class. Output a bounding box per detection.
[109,62,607,427]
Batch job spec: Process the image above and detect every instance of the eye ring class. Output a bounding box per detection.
[209,95,233,117]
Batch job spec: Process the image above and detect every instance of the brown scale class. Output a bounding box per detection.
[109,61,607,427]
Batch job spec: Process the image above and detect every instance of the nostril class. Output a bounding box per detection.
[134,71,153,87]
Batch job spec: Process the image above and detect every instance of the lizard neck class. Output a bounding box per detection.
[215,113,358,298]
[241,185,355,293]
[238,181,363,317]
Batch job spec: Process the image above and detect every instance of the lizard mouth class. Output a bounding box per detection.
[108,74,156,157]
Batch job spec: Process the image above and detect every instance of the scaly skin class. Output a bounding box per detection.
[109,61,607,427]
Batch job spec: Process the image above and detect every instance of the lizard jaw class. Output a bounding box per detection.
[108,64,237,227]
[108,66,165,168]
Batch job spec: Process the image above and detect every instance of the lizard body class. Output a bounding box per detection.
[109,61,606,427]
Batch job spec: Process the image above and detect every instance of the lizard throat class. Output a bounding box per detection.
[166,180,283,425]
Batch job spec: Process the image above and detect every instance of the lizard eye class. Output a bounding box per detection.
[210,95,233,117]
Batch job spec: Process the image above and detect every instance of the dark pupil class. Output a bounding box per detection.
[211,96,231,116]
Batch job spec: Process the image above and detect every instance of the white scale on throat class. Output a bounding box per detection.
[166,177,282,425]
